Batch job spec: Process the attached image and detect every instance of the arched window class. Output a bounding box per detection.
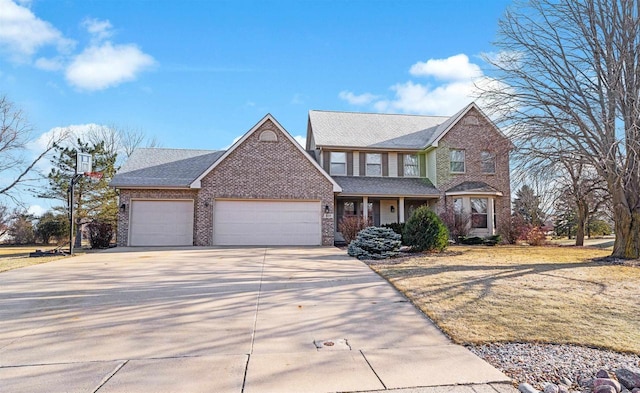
[259,130,277,142]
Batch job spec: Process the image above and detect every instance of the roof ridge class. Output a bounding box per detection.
[309,109,450,118]
[137,147,223,152]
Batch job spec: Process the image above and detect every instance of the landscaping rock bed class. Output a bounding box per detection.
[469,343,640,393]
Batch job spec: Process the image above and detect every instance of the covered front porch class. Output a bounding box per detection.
[331,176,441,243]
[335,196,438,226]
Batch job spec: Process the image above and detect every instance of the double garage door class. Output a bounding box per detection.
[214,200,321,246]
[129,199,321,246]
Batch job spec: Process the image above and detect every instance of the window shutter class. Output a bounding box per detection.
[382,153,388,177]
[347,152,353,176]
[397,153,404,177]
[359,153,366,176]
[323,151,330,173]
[419,154,427,177]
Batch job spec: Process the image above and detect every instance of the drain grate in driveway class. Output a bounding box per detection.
[313,339,351,351]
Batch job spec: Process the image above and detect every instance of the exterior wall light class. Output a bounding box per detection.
[324,205,330,214]
[390,205,395,213]
[120,203,127,213]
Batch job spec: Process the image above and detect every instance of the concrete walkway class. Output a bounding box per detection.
[0,247,515,393]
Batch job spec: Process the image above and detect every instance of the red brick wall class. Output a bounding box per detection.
[197,119,335,246]
[434,107,512,234]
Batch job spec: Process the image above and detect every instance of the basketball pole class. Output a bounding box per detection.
[68,172,84,255]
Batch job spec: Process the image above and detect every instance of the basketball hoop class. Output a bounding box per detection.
[84,171,103,182]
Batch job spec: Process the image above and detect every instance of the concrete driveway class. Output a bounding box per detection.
[0,247,513,393]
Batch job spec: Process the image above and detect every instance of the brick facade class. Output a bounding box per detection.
[197,119,335,246]
[434,107,512,234]
[117,120,335,247]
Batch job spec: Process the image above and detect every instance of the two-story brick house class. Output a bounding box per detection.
[111,102,511,247]
[307,103,511,241]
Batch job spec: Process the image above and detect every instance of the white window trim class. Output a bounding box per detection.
[450,149,466,174]
[403,154,420,178]
[366,153,382,177]
[470,197,489,229]
[330,152,347,176]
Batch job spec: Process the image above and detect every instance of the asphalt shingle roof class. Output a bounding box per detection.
[110,148,225,188]
[446,181,501,194]
[333,176,440,197]
[309,110,449,149]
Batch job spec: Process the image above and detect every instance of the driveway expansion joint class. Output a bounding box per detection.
[91,360,128,393]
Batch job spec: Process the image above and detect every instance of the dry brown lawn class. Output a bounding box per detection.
[369,245,640,354]
[0,246,85,273]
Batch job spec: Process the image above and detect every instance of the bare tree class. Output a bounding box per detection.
[0,95,65,201]
[83,124,160,163]
[0,203,10,238]
[482,0,640,258]
[557,162,610,245]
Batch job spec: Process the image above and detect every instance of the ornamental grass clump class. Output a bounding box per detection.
[347,226,401,260]
[403,206,449,252]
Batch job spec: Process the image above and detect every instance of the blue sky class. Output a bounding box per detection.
[0,0,511,214]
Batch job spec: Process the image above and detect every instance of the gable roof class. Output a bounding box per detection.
[110,148,225,188]
[333,176,440,197]
[190,113,342,192]
[308,110,448,150]
[429,102,508,147]
[445,181,503,196]
[308,102,508,150]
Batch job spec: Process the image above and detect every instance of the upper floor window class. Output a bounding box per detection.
[450,149,465,173]
[330,152,346,175]
[366,153,382,176]
[404,154,419,177]
[481,151,496,174]
[471,198,488,228]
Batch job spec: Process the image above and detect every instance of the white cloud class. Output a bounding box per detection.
[409,53,482,81]
[293,135,306,147]
[31,123,110,151]
[339,54,501,116]
[0,0,74,60]
[374,80,477,115]
[29,123,109,174]
[82,17,113,42]
[65,42,156,91]
[28,204,46,217]
[0,2,154,91]
[34,56,64,71]
[338,91,380,106]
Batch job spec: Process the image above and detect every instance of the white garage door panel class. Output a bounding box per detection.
[130,200,194,246]
[214,200,321,245]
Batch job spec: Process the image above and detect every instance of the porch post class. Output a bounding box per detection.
[399,197,405,223]
[363,196,369,223]
[487,197,495,235]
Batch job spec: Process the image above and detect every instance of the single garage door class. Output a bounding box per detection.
[214,200,321,245]
[130,200,194,246]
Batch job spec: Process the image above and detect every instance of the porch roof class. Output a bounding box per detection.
[445,181,503,196]
[333,176,440,197]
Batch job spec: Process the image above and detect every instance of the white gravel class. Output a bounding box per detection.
[469,343,640,391]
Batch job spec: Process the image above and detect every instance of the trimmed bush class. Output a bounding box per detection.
[403,206,448,252]
[459,236,485,245]
[338,216,371,244]
[381,222,405,244]
[347,226,401,260]
[87,222,113,249]
[484,234,502,246]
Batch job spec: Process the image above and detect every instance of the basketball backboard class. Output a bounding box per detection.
[77,152,92,174]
